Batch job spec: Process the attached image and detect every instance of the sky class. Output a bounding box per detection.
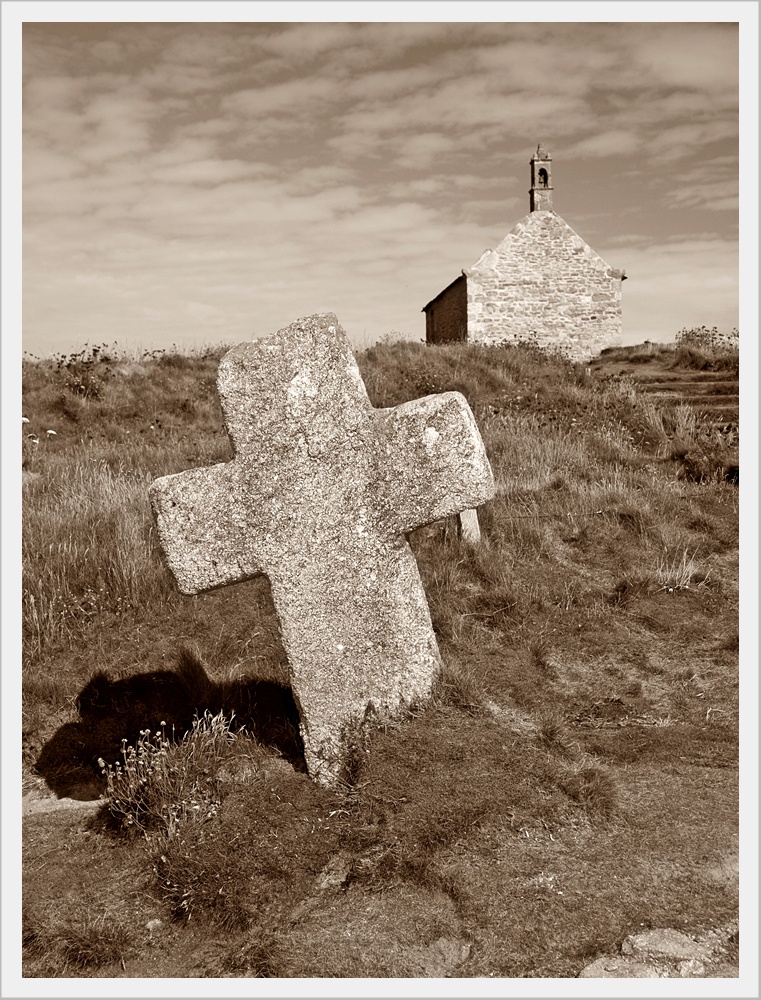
[13,10,754,357]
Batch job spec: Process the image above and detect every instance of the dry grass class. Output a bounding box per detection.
[599,326,739,373]
[24,906,134,976]
[21,336,739,978]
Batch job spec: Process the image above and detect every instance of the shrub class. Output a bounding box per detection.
[675,326,739,351]
[671,327,739,373]
[51,344,118,400]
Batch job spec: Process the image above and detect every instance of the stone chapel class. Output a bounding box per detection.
[422,144,627,361]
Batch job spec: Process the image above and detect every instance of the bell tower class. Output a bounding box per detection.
[529,142,553,212]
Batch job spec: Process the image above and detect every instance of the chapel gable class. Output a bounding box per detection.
[423,144,626,361]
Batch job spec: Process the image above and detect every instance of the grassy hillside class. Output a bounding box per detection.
[21,333,739,978]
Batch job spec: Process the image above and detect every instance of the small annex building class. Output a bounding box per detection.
[423,144,627,361]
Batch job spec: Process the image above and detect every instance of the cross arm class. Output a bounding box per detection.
[149,461,267,595]
[373,392,494,535]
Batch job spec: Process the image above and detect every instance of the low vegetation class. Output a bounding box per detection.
[598,326,739,373]
[22,328,739,978]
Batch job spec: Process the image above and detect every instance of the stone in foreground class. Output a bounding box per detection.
[620,928,711,964]
[150,314,494,784]
[577,956,656,978]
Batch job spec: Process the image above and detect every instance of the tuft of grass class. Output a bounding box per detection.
[56,912,133,970]
[431,658,488,715]
[556,761,617,819]
[530,640,556,677]
[654,547,707,592]
[535,708,575,757]
[22,459,168,661]
[670,437,736,484]
[153,834,256,930]
[199,934,282,977]
[23,904,135,976]
[100,711,257,837]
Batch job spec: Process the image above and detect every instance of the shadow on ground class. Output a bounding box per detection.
[35,648,305,799]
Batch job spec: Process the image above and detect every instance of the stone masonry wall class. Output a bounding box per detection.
[425,275,468,344]
[465,212,624,361]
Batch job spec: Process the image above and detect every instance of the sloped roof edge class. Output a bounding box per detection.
[421,271,467,312]
[472,211,623,274]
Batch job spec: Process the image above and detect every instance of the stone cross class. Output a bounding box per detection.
[149,314,494,785]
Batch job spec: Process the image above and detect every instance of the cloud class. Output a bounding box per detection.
[394,132,456,170]
[22,141,82,185]
[222,76,342,119]
[20,21,740,357]
[615,235,738,341]
[627,23,738,93]
[335,78,591,140]
[648,122,738,162]
[665,155,739,213]
[253,23,366,63]
[89,39,124,63]
[284,164,356,195]
[565,130,643,158]
[149,157,265,186]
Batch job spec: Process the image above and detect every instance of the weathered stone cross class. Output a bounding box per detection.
[150,314,494,784]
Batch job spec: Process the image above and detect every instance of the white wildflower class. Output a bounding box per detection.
[46,429,57,437]
[22,416,29,423]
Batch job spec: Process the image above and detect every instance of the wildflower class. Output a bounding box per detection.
[46,429,57,437]
[22,416,29,423]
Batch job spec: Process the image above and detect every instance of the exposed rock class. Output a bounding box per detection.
[316,851,353,890]
[578,955,657,978]
[621,927,712,964]
[22,790,102,816]
[579,920,738,979]
[677,958,706,977]
[404,937,471,977]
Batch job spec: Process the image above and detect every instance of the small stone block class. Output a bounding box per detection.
[457,508,481,544]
